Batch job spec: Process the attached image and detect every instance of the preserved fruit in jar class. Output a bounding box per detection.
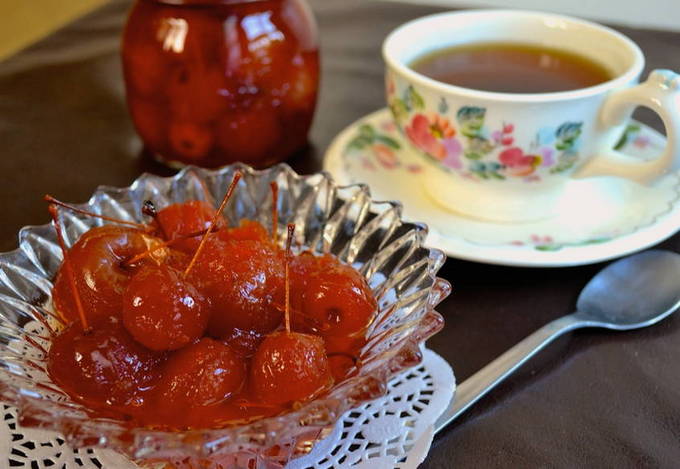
[122,0,319,168]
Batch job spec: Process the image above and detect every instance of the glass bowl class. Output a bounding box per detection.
[0,164,449,468]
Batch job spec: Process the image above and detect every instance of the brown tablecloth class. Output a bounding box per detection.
[1,1,679,467]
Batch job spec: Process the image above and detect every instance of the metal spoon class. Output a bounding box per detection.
[434,249,680,434]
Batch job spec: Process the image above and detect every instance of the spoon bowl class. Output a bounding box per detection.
[576,249,680,329]
[435,249,680,433]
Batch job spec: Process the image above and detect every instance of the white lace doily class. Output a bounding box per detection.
[2,348,455,469]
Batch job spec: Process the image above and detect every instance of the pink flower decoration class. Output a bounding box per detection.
[500,147,541,176]
[380,121,397,132]
[500,136,514,146]
[441,138,463,169]
[491,130,503,143]
[634,136,650,148]
[530,234,553,244]
[387,78,396,96]
[499,147,526,167]
[360,157,376,171]
[540,147,555,167]
[372,144,400,169]
[405,114,446,159]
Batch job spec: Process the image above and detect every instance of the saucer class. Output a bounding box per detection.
[324,108,680,267]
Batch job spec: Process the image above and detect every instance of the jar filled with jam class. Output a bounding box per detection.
[121,0,319,168]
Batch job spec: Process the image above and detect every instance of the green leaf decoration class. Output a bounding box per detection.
[613,124,641,150]
[535,244,562,251]
[345,135,373,152]
[359,124,376,140]
[581,237,610,245]
[345,140,362,152]
[390,99,409,123]
[405,86,425,111]
[438,97,449,114]
[345,123,400,153]
[375,135,401,149]
[464,151,483,160]
[534,236,612,251]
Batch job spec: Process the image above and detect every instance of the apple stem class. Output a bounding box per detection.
[122,226,220,267]
[284,223,295,334]
[270,181,279,244]
[48,205,90,333]
[44,195,151,232]
[184,172,242,278]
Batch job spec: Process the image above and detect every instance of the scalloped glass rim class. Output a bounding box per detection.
[0,163,450,465]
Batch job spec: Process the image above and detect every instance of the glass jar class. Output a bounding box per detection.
[121,0,319,168]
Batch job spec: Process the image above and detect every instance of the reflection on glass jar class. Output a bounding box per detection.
[122,0,319,168]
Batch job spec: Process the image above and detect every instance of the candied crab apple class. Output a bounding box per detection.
[168,121,215,161]
[154,200,226,253]
[47,317,161,407]
[51,225,165,323]
[189,236,285,337]
[220,219,271,243]
[250,331,333,405]
[291,253,377,338]
[122,264,210,351]
[215,105,283,164]
[154,338,245,409]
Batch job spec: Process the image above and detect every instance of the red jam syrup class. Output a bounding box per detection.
[46,189,377,430]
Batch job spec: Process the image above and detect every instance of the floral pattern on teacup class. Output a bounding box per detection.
[387,84,584,182]
[614,123,652,150]
[510,234,613,251]
[346,123,425,172]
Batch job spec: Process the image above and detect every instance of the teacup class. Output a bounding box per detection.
[383,10,680,223]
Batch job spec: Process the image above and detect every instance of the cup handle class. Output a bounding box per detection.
[574,69,680,184]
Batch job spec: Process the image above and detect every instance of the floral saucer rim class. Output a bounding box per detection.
[324,108,680,267]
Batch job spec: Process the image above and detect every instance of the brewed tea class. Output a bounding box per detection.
[410,42,612,93]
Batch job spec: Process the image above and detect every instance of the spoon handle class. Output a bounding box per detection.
[434,314,583,434]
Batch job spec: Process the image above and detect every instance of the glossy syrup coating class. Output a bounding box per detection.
[122,264,210,351]
[219,219,271,243]
[250,331,333,405]
[221,327,264,358]
[47,317,162,407]
[154,338,245,409]
[189,236,285,336]
[291,253,377,338]
[155,200,226,253]
[51,225,165,323]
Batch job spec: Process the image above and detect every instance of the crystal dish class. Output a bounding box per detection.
[0,163,449,468]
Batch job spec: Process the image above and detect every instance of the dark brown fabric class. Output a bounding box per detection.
[0,1,679,467]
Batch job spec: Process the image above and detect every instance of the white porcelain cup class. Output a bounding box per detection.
[383,10,680,223]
